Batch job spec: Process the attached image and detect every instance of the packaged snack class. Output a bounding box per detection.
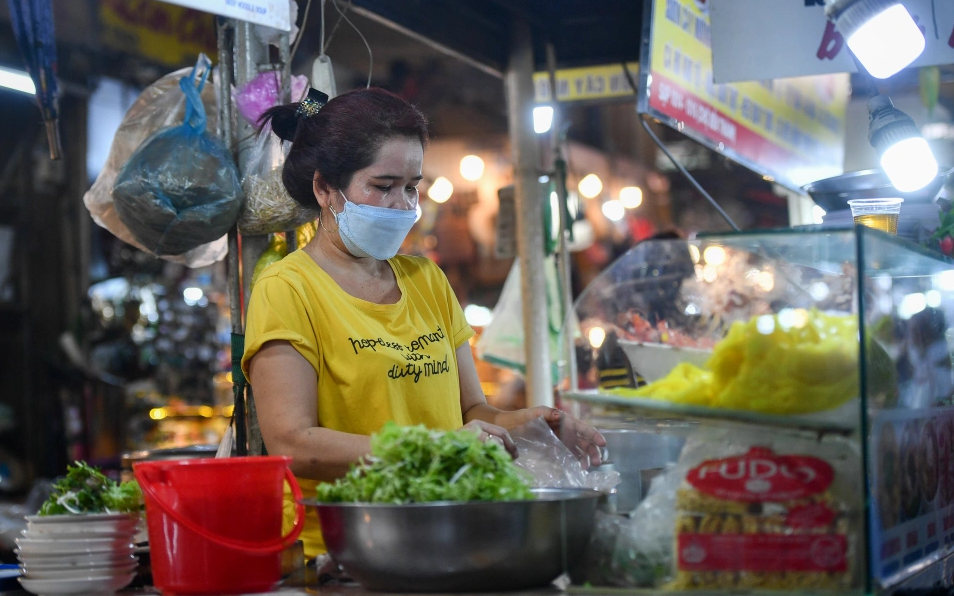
[663,427,861,591]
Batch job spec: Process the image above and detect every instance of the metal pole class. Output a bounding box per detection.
[234,21,274,457]
[506,20,553,408]
[545,43,578,393]
[278,32,298,253]
[217,18,248,455]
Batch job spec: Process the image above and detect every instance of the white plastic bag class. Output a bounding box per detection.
[237,127,317,235]
[476,257,568,382]
[83,56,226,268]
[510,417,619,492]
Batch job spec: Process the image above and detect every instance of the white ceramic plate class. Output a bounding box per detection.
[19,572,135,595]
[618,340,712,383]
[16,538,133,556]
[21,562,137,580]
[25,515,139,535]
[16,546,135,563]
[18,555,136,571]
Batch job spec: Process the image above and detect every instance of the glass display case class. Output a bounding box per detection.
[562,226,954,593]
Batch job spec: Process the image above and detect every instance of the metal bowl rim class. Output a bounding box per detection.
[300,487,602,509]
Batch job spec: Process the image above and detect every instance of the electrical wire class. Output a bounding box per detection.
[620,62,740,231]
[323,0,352,52]
[331,0,373,87]
[289,0,313,65]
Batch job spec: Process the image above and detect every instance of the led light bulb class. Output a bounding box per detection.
[588,326,606,348]
[880,137,938,193]
[533,106,554,134]
[601,199,625,222]
[459,155,485,181]
[578,174,603,199]
[619,186,643,209]
[867,95,938,193]
[427,177,454,203]
[842,3,925,79]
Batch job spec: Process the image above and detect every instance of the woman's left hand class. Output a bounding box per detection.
[529,407,606,468]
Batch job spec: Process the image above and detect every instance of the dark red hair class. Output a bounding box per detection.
[260,87,429,210]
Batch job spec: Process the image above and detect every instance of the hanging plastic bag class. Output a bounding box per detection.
[234,70,308,127]
[112,65,244,257]
[476,256,568,383]
[83,55,225,267]
[237,127,317,235]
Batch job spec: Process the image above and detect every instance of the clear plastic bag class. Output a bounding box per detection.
[608,464,682,588]
[83,55,226,268]
[237,126,317,235]
[113,65,244,256]
[476,257,569,383]
[510,417,619,492]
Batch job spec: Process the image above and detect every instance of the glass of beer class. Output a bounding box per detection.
[847,198,903,234]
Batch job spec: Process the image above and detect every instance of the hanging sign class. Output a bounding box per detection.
[154,0,291,31]
[100,0,217,67]
[638,0,850,191]
[533,63,642,103]
[709,0,954,83]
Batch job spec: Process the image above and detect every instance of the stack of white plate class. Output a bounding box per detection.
[16,513,139,596]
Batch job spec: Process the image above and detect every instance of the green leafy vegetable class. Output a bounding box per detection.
[316,422,534,504]
[39,461,142,516]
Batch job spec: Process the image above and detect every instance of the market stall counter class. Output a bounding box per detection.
[561,226,954,594]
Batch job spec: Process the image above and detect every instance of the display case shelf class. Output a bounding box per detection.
[561,390,858,435]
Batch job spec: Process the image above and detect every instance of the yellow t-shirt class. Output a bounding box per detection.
[241,250,474,558]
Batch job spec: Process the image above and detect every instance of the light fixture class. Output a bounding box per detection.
[619,186,643,209]
[459,155,485,181]
[578,174,603,199]
[868,95,938,192]
[0,66,35,95]
[183,287,204,305]
[415,204,422,223]
[464,304,493,327]
[533,106,554,134]
[427,177,454,203]
[588,326,606,348]
[703,246,726,266]
[827,0,924,79]
[601,199,625,222]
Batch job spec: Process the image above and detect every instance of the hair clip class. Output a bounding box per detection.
[296,88,330,119]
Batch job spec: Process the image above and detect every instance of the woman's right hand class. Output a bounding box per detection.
[461,420,518,459]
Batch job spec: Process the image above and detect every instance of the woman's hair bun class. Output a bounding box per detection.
[259,104,299,142]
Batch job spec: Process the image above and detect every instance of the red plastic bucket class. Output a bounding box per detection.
[134,457,304,595]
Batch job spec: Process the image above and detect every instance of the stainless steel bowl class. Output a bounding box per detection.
[301,488,601,592]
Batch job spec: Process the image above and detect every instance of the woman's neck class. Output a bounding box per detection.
[305,228,384,277]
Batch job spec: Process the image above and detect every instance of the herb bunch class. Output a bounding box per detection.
[39,461,142,516]
[317,423,533,504]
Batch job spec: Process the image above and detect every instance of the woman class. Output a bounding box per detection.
[242,87,605,558]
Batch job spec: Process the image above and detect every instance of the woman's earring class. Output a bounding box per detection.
[319,205,339,233]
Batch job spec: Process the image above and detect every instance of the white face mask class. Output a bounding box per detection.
[333,191,417,260]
